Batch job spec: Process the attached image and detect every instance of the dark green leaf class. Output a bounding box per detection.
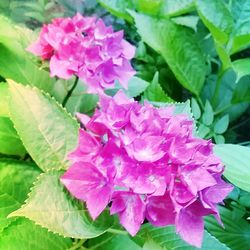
[0,159,41,232]
[87,232,141,250]
[0,117,26,156]
[97,0,134,22]
[0,218,72,250]
[10,171,113,238]
[143,72,172,102]
[232,75,250,104]
[131,11,206,95]
[205,206,250,250]
[214,144,250,192]
[8,80,79,171]
[133,223,229,249]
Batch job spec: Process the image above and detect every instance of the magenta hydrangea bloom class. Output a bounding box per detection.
[61,91,233,248]
[27,13,135,94]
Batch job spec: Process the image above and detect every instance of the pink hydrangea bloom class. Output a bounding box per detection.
[27,13,135,94]
[61,91,233,248]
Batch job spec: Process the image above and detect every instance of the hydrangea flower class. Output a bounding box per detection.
[27,14,135,94]
[61,91,233,248]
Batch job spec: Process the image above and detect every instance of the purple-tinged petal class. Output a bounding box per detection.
[111,192,145,236]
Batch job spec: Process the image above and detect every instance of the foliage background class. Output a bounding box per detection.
[0,0,250,249]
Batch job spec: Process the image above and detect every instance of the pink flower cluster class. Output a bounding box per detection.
[27,14,135,93]
[61,91,232,247]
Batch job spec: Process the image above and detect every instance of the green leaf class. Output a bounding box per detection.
[171,15,199,31]
[136,0,162,15]
[214,134,225,144]
[231,0,250,53]
[87,232,142,250]
[196,0,234,44]
[10,171,113,239]
[0,117,26,156]
[0,82,9,117]
[8,80,79,171]
[161,0,195,17]
[191,97,201,119]
[127,76,149,98]
[233,58,250,79]
[214,144,250,192]
[143,239,163,250]
[0,218,72,250]
[198,123,210,138]
[97,0,134,22]
[232,75,250,104]
[130,11,206,95]
[214,114,229,134]
[143,72,172,102]
[205,206,250,250]
[0,42,54,93]
[202,100,214,126]
[133,223,229,249]
[0,159,41,232]
[105,77,149,98]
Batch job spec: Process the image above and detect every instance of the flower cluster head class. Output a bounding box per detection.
[61,91,232,248]
[27,14,135,94]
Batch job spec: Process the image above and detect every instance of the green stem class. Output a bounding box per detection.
[107,228,128,235]
[68,239,85,250]
[62,76,79,107]
[196,95,204,110]
[214,104,231,115]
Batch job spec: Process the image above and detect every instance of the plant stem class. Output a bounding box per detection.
[62,76,79,107]
[214,104,232,115]
[107,228,128,235]
[68,239,85,250]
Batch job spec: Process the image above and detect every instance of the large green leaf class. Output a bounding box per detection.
[0,218,72,250]
[10,171,113,238]
[233,58,250,79]
[231,0,250,53]
[0,159,41,232]
[133,223,229,249]
[97,0,134,22]
[161,0,194,17]
[196,0,234,44]
[87,232,142,250]
[0,16,54,92]
[131,11,206,95]
[0,42,54,92]
[0,117,26,156]
[214,144,250,192]
[205,206,250,250]
[232,75,250,104]
[8,80,79,171]
[0,82,9,117]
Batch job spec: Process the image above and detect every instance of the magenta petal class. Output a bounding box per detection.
[146,192,175,226]
[61,162,112,219]
[86,184,112,219]
[176,208,204,248]
[111,192,145,236]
